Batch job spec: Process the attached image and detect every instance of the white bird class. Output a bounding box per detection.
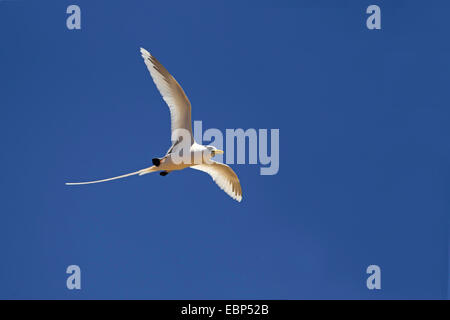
[66,48,243,202]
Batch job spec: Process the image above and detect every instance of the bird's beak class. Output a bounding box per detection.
[215,149,224,155]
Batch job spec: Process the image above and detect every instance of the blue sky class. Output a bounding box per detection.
[0,0,449,299]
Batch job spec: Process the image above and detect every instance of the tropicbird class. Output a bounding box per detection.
[65,48,243,202]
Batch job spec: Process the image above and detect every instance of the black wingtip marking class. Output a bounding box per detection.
[152,158,161,166]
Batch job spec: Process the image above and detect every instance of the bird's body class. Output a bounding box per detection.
[140,143,211,175]
[147,143,208,172]
[66,48,243,202]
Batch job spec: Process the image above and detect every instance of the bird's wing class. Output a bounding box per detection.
[140,48,193,145]
[191,161,242,202]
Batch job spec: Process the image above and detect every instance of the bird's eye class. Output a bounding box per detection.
[211,151,216,156]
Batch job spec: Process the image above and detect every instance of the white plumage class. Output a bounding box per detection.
[66,48,243,202]
[140,48,193,145]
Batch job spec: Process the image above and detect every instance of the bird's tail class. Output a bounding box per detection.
[65,166,158,185]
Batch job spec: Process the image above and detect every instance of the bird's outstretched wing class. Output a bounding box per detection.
[191,161,243,202]
[140,48,193,145]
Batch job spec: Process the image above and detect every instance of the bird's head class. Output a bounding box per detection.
[206,146,224,158]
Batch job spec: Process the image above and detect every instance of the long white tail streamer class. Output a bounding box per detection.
[65,166,156,185]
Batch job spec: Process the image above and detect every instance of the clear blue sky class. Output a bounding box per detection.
[0,0,449,299]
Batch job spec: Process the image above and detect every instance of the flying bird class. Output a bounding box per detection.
[65,48,243,202]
